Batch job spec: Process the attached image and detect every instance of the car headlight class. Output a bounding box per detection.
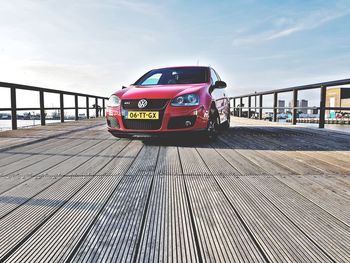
[171,93,199,106]
[107,95,121,107]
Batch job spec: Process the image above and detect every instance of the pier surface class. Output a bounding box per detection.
[0,117,349,262]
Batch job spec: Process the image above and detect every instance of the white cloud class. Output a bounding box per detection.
[267,10,350,40]
[232,7,350,46]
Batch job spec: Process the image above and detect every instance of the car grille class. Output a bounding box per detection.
[121,99,168,130]
[122,111,165,130]
[122,99,169,110]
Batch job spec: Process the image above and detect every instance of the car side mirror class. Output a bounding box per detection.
[215,80,227,89]
[122,86,128,89]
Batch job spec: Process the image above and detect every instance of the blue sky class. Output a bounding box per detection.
[0,0,349,101]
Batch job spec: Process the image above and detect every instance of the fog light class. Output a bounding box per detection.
[185,121,192,127]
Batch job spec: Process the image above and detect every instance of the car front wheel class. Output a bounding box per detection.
[206,108,220,139]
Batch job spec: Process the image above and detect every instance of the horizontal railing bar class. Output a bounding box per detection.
[232,106,350,110]
[230,78,350,99]
[0,82,108,99]
[233,107,319,110]
[0,107,104,111]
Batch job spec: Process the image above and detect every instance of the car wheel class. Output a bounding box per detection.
[206,108,220,139]
[222,112,230,130]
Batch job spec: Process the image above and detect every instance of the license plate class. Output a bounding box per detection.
[125,111,159,120]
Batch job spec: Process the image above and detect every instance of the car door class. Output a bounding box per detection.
[210,68,228,123]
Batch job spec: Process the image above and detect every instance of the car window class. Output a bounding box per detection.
[140,73,162,85]
[135,67,208,86]
[210,68,219,84]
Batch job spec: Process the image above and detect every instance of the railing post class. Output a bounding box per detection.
[40,90,45,126]
[292,89,298,125]
[75,95,79,121]
[273,92,278,122]
[239,97,243,117]
[319,85,326,128]
[259,95,263,120]
[248,96,251,118]
[102,99,105,117]
[95,97,98,117]
[232,98,236,116]
[86,96,90,119]
[10,87,17,130]
[60,93,64,123]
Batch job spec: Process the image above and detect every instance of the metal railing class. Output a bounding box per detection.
[230,78,350,128]
[0,82,108,130]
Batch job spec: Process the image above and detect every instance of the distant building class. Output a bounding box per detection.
[326,87,350,116]
[278,100,285,113]
[299,99,308,114]
[287,99,308,114]
[307,108,318,115]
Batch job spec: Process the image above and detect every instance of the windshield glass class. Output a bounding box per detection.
[134,67,209,86]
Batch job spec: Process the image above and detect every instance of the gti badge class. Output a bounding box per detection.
[138,99,148,108]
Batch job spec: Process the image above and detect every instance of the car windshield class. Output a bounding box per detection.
[134,67,208,86]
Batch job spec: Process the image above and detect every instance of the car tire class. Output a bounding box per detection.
[221,112,230,130]
[205,107,220,139]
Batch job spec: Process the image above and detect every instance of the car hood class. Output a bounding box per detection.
[114,84,208,100]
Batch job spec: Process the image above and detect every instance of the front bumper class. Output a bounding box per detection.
[106,104,209,133]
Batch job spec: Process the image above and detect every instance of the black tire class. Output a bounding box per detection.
[205,107,220,139]
[221,112,230,130]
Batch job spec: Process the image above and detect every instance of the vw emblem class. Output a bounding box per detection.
[138,99,148,108]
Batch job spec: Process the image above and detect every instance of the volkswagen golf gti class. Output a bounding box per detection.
[106,66,230,138]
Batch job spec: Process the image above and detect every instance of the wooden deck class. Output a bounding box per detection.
[0,117,349,262]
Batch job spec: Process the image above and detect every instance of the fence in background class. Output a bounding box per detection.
[0,82,108,130]
[230,78,350,128]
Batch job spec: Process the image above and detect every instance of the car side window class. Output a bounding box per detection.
[210,69,218,85]
[211,68,225,98]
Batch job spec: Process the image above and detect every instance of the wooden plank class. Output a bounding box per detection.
[68,139,131,176]
[276,175,350,226]
[239,126,350,174]
[196,146,241,176]
[218,134,296,176]
[185,175,266,262]
[155,146,182,176]
[178,147,211,176]
[302,174,350,200]
[136,174,198,262]
[0,118,105,151]
[125,144,160,176]
[0,139,105,193]
[97,140,143,176]
[71,174,154,262]
[37,140,112,176]
[5,176,124,262]
[244,176,350,262]
[209,139,268,176]
[234,130,348,175]
[231,133,325,175]
[0,176,92,260]
[0,176,63,219]
[214,176,332,262]
[0,140,128,218]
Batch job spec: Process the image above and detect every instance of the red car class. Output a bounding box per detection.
[106,66,230,138]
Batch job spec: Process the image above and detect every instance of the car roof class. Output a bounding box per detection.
[152,66,210,71]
